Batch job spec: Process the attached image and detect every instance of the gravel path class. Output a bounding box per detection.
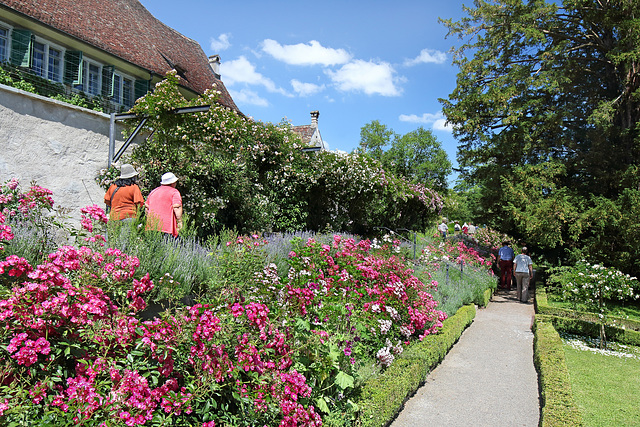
[390,292,540,427]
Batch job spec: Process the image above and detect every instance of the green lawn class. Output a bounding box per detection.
[563,338,640,426]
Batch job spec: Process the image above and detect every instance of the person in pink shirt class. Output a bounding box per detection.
[145,172,183,237]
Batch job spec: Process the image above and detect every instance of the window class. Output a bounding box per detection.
[28,38,64,82]
[48,48,62,82]
[80,59,101,95]
[32,41,45,77]
[122,77,133,107]
[112,73,121,102]
[0,27,8,62]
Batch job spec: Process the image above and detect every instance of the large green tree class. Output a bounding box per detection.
[385,127,452,191]
[441,0,640,273]
[357,119,396,160]
[358,121,452,191]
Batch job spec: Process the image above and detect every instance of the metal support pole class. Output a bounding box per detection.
[108,113,116,168]
[446,263,450,286]
[413,231,417,260]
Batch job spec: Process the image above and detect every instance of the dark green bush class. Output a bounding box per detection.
[533,318,584,426]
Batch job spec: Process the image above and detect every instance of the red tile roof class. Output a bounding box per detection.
[0,0,239,111]
[291,124,315,145]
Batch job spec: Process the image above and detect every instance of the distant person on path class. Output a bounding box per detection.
[462,222,469,234]
[145,172,183,237]
[438,220,448,241]
[468,223,476,236]
[497,240,515,290]
[454,220,461,234]
[104,164,144,221]
[513,247,533,302]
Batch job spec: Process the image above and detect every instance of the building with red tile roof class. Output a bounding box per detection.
[292,111,326,152]
[0,0,238,111]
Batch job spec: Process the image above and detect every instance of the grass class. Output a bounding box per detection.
[562,336,640,426]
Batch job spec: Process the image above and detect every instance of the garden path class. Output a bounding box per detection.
[390,292,540,427]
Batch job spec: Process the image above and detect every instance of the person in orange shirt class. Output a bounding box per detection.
[145,172,183,237]
[104,164,145,221]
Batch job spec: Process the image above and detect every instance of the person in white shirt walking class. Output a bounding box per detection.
[513,247,533,302]
[437,220,448,241]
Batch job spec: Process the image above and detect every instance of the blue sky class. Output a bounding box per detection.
[139,0,469,179]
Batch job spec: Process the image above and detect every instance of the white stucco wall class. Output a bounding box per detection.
[0,84,129,224]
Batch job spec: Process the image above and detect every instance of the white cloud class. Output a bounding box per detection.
[228,88,269,107]
[210,33,231,51]
[433,118,453,131]
[325,60,402,96]
[291,79,325,96]
[262,39,351,66]
[404,48,447,66]
[220,56,289,96]
[399,112,453,131]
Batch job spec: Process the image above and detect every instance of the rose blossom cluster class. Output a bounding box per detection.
[1,243,322,426]
[284,234,448,371]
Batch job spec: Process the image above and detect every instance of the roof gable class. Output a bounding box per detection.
[0,0,238,111]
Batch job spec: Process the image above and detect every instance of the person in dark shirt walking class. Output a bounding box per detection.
[497,241,515,291]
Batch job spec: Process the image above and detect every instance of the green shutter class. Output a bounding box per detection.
[102,65,115,97]
[10,29,32,67]
[63,50,83,85]
[134,79,150,101]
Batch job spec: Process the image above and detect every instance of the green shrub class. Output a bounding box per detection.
[533,318,584,426]
[537,286,640,332]
[351,304,476,427]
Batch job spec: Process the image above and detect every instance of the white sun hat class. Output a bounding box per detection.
[160,172,178,185]
[119,164,138,179]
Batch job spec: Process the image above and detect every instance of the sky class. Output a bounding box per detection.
[139,0,470,182]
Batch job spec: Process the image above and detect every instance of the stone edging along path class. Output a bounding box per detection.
[390,292,540,427]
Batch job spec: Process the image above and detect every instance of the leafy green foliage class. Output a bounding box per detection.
[384,127,452,191]
[357,119,395,160]
[358,121,452,192]
[126,72,443,237]
[548,261,639,346]
[441,0,640,275]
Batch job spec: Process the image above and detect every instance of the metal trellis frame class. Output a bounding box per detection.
[107,105,212,167]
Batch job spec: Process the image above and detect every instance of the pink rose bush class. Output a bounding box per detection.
[420,239,495,270]
[0,180,453,425]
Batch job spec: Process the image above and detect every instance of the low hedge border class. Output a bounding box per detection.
[533,317,584,426]
[353,304,476,427]
[536,314,640,347]
[475,287,493,307]
[536,286,640,332]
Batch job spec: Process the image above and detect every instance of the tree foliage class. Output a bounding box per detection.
[358,121,452,191]
[385,127,452,191]
[358,119,395,160]
[126,72,444,237]
[441,0,640,274]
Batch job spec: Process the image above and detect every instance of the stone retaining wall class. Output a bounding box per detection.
[0,83,130,224]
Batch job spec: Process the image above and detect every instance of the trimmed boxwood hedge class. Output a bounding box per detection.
[536,286,640,332]
[533,318,584,427]
[352,304,476,427]
[536,287,640,346]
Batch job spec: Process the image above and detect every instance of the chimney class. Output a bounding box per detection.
[310,110,319,127]
[209,55,221,79]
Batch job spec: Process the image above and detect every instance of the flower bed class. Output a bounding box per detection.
[0,180,497,426]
